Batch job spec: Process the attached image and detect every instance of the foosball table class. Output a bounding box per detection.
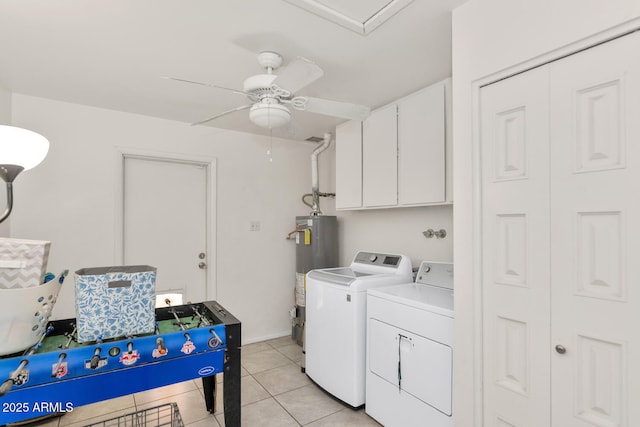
[0,301,241,426]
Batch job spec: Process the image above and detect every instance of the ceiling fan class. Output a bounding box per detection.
[165,51,371,129]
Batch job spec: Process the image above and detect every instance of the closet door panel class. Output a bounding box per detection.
[480,65,551,427]
[549,30,640,427]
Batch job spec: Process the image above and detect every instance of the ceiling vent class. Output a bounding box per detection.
[305,136,325,143]
[283,0,416,36]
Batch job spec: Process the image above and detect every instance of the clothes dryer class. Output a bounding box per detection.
[366,261,454,427]
[305,251,412,407]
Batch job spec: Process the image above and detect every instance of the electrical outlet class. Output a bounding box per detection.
[249,221,261,231]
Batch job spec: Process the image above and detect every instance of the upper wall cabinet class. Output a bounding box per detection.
[363,103,399,207]
[335,119,363,209]
[335,78,452,210]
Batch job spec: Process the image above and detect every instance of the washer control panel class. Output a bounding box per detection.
[353,252,401,268]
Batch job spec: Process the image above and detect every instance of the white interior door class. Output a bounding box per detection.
[123,155,210,306]
[549,31,640,427]
[480,65,551,427]
[480,30,640,427]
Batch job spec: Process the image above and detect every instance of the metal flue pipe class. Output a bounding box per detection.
[310,132,332,215]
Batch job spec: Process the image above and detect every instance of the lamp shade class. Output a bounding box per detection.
[249,103,291,129]
[0,125,49,170]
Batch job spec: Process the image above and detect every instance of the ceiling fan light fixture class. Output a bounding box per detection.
[249,103,291,129]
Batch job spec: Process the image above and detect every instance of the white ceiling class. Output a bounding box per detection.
[0,0,466,141]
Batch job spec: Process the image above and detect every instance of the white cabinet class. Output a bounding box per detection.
[335,78,451,210]
[398,82,446,205]
[335,120,362,209]
[362,103,398,207]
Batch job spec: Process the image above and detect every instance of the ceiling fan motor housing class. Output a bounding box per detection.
[243,74,278,99]
[244,54,292,128]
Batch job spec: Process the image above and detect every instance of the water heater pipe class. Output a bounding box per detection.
[310,132,332,215]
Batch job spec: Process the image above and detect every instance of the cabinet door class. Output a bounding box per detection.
[335,120,363,209]
[480,65,551,427]
[398,82,445,205]
[362,103,398,207]
[549,31,640,427]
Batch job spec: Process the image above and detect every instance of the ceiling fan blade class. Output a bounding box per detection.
[271,57,324,93]
[162,76,248,96]
[294,96,371,121]
[190,104,253,126]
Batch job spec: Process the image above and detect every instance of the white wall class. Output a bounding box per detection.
[10,94,317,344]
[0,85,10,123]
[452,1,640,425]
[0,85,11,237]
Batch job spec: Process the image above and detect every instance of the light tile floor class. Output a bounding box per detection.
[25,336,381,427]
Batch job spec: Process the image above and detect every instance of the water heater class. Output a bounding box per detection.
[292,215,338,345]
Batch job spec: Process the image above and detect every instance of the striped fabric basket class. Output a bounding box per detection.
[0,238,51,289]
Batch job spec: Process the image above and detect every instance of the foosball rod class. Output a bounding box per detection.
[169,308,192,342]
[191,305,210,327]
[169,308,187,330]
[59,324,77,349]
[0,325,54,396]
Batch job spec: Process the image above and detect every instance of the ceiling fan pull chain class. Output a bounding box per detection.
[267,128,274,163]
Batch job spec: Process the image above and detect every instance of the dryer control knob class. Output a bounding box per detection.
[369,254,378,262]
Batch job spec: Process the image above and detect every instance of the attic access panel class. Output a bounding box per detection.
[283,0,416,35]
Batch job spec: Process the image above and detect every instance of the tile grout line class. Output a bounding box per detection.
[252,341,347,426]
[250,339,306,425]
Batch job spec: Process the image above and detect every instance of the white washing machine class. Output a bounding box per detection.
[305,251,413,407]
[366,261,454,427]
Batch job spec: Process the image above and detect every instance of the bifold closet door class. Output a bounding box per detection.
[480,66,551,427]
[549,31,640,427]
[481,29,640,427]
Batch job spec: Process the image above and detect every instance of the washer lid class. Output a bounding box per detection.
[327,267,373,278]
[307,267,376,286]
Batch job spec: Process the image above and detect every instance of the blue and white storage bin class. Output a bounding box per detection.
[74,265,156,343]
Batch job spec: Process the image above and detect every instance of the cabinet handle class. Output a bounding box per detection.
[555,345,566,354]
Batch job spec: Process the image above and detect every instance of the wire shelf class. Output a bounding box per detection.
[83,402,184,427]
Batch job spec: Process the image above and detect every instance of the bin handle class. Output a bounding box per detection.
[108,280,132,289]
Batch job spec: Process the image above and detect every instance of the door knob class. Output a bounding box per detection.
[198,252,206,259]
[555,345,566,354]
[198,262,207,270]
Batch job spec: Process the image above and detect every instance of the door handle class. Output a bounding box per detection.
[555,344,566,354]
[198,262,207,270]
